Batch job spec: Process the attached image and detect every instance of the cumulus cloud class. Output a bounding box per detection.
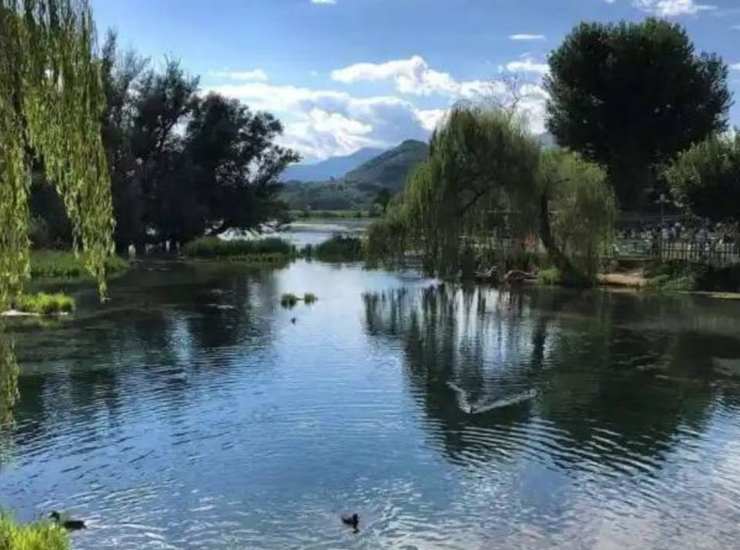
[207,80,433,160]
[330,55,495,98]
[509,34,546,41]
[633,0,716,16]
[731,63,740,71]
[311,0,336,4]
[209,69,268,81]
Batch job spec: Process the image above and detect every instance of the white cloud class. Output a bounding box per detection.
[730,63,740,71]
[509,34,546,41]
[207,80,431,160]
[311,0,336,4]
[503,57,550,76]
[633,0,716,16]
[209,69,268,81]
[330,55,505,99]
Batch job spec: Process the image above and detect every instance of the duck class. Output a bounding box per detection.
[49,511,86,530]
[341,512,359,531]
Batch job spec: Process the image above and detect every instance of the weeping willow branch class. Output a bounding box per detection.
[0,0,114,306]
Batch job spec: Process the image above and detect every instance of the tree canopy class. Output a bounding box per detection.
[0,0,114,304]
[545,18,732,209]
[367,105,615,282]
[664,133,740,226]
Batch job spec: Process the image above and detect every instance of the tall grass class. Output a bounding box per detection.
[0,513,69,550]
[311,235,364,262]
[31,250,128,279]
[183,237,294,260]
[13,293,75,315]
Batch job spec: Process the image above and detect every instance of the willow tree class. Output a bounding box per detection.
[0,0,113,427]
[0,0,114,307]
[367,105,616,282]
[368,106,541,277]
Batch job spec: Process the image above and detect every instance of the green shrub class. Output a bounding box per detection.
[312,235,364,262]
[537,267,562,286]
[280,293,299,308]
[304,293,318,304]
[0,513,69,550]
[31,250,128,279]
[183,237,294,259]
[14,293,75,315]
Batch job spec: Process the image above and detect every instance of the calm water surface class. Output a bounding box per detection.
[2,231,740,549]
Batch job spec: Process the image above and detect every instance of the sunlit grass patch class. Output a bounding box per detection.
[0,512,69,550]
[13,293,75,315]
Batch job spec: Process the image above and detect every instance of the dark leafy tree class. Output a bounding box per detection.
[546,19,732,208]
[373,188,392,213]
[664,133,740,225]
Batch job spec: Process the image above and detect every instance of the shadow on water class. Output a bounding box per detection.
[362,284,740,476]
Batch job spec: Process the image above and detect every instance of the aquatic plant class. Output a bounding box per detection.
[0,512,69,550]
[280,293,299,308]
[30,251,128,280]
[312,235,364,262]
[183,237,294,259]
[13,293,75,315]
[304,293,318,304]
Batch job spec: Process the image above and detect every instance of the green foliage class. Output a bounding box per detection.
[537,267,562,286]
[183,237,294,260]
[546,18,731,208]
[664,133,740,225]
[646,261,740,292]
[280,293,299,308]
[0,0,115,306]
[0,334,19,427]
[303,293,318,304]
[13,293,75,315]
[0,513,69,550]
[312,236,364,262]
[399,106,541,277]
[30,251,127,280]
[540,150,617,280]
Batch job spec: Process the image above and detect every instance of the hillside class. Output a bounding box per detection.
[344,140,429,192]
[280,140,429,211]
[281,147,384,183]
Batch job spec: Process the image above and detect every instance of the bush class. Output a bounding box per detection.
[311,235,364,262]
[183,237,294,259]
[31,251,128,279]
[537,267,562,286]
[13,293,75,315]
[0,513,69,550]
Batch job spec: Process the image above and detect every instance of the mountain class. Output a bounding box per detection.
[280,140,429,211]
[344,140,429,192]
[281,147,384,183]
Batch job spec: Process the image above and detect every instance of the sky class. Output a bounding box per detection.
[91,0,740,162]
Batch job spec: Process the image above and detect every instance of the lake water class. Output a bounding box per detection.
[2,229,740,548]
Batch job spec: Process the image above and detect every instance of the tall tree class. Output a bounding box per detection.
[0,0,114,303]
[546,19,732,208]
[181,93,299,239]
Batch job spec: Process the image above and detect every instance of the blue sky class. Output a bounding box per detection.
[92,0,740,161]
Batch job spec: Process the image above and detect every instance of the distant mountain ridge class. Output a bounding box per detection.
[281,147,384,183]
[279,139,429,210]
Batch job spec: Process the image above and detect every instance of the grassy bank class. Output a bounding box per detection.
[645,261,740,293]
[183,237,295,264]
[305,235,364,262]
[0,513,69,550]
[31,250,128,280]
